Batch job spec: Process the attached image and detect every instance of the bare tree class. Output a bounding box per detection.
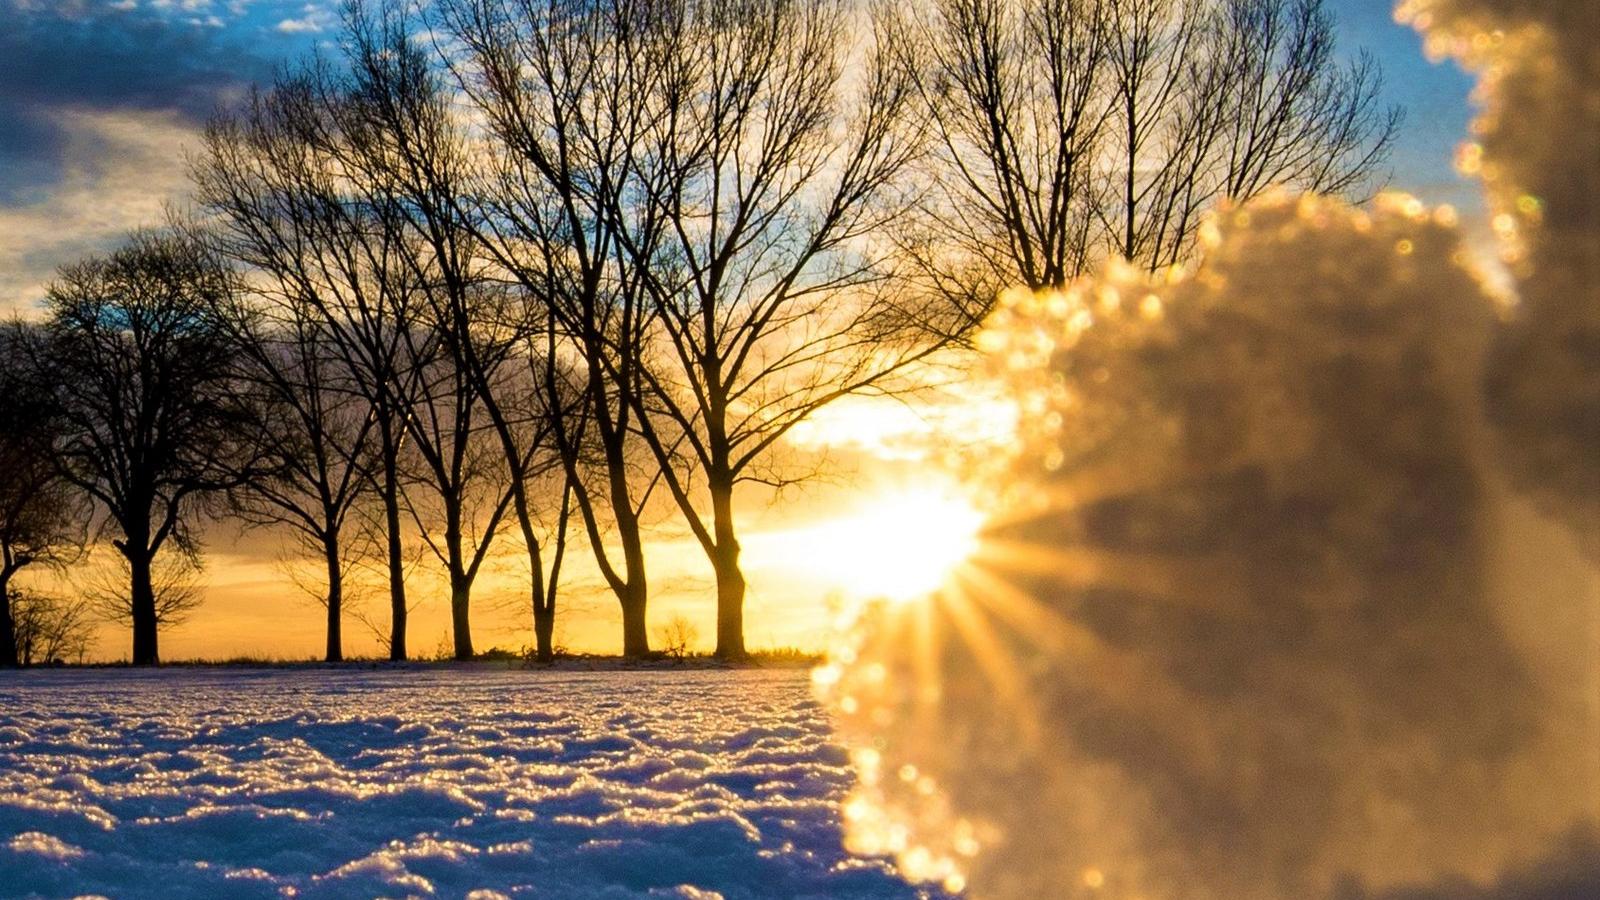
[206,277,376,662]
[193,70,431,660]
[10,590,95,666]
[613,0,952,657]
[895,0,1108,310]
[897,0,1400,312]
[84,552,205,638]
[391,341,517,660]
[334,4,546,661]
[0,321,88,667]
[441,0,667,656]
[341,1,591,663]
[38,232,262,665]
[506,354,585,662]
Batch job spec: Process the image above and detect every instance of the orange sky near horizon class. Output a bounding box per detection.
[15,389,1004,663]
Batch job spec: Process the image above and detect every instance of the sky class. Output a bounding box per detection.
[0,0,1478,314]
[0,1,343,308]
[0,0,1486,660]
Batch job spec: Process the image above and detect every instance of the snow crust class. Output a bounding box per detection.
[0,668,921,899]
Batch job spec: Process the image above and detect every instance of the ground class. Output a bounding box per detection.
[0,668,924,899]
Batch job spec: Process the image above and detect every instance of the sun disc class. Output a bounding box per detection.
[815,487,987,603]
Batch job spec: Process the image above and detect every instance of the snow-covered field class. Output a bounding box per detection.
[0,668,922,899]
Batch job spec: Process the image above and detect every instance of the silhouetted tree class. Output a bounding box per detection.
[206,271,376,663]
[611,0,956,658]
[339,2,585,662]
[194,70,430,660]
[336,6,522,660]
[0,321,87,667]
[894,0,1400,318]
[504,348,587,663]
[39,232,263,665]
[442,0,667,656]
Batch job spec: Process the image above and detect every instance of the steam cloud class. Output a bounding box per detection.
[819,1,1600,898]
[1395,0,1600,561]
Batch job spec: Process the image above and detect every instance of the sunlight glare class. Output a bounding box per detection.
[796,487,986,603]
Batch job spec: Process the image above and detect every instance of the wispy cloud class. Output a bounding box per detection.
[275,2,333,33]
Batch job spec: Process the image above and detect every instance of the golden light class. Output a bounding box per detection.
[779,485,987,603]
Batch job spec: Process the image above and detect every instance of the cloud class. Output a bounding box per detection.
[274,2,334,33]
[0,0,322,307]
[272,3,334,34]
[0,1,269,124]
[0,108,198,312]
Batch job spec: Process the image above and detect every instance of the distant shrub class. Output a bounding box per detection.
[746,647,823,666]
[475,646,523,662]
[429,631,454,662]
[11,590,95,666]
[655,615,699,660]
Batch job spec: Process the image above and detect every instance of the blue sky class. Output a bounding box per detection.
[1333,0,1478,204]
[0,0,1479,311]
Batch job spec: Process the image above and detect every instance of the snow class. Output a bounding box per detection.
[0,668,926,899]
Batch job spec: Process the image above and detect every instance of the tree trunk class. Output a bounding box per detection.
[616,506,650,657]
[0,570,17,668]
[620,581,649,658]
[710,477,747,659]
[451,571,473,660]
[590,365,651,658]
[129,551,159,666]
[323,532,343,663]
[533,607,554,663]
[713,551,746,659]
[382,440,407,661]
[444,493,473,661]
[528,476,573,665]
[524,508,554,664]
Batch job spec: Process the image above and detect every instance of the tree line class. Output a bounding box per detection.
[0,0,1396,667]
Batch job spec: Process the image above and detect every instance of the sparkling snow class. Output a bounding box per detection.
[0,668,926,899]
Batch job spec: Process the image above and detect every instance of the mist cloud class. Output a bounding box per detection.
[819,1,1600,897]
[1394,0,1600,562]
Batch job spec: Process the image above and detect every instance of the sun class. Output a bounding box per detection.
[792,486,988,603]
